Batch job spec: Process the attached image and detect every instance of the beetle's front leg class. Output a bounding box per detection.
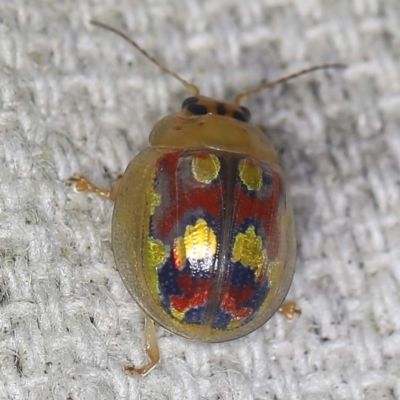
[69,175,122,201]
[124,317,160,378]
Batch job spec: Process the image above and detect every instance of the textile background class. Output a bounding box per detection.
[0,0,399,399]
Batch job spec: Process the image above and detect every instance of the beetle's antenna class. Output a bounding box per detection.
[234,63,346,104]
[91,20,200,97]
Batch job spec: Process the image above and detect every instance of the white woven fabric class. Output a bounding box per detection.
[1,0,399,399]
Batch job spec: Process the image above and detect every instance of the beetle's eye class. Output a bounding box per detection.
[233,106,251,122]
[182,97,209,116]
[181,96,199,109]
[240,106,251,121]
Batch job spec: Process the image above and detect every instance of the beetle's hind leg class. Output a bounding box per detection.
[124,317,160,377]
[279,301,301,320]
[69,175,122,201]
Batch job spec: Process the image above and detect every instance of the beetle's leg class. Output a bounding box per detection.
[278,301,301,320]
[69,175,122,201]
[125,317,160,377]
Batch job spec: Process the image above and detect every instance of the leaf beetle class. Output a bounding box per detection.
[70,20,345,376]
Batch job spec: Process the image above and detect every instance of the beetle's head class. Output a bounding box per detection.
[181,96,251,123]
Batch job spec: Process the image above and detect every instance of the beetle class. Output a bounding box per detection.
[70,20,345,376]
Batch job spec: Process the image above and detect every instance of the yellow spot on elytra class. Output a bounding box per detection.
[232,226,267,279]
[147,237,170,268]
[173,219,217,270]
[170,308,185,321]
[146,237,170,294]
[191,154,220,184]
[146,185,161,215]
[185,219,217,261]
[227,317,245,330]
[239,159,262,190]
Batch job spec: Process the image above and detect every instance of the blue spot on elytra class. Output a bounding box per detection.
[212,309,231,330]
[184,307,207,325]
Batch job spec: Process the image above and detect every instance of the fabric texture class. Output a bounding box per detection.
[1,0,399,399]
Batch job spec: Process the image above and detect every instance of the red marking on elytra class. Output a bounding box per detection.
[154,151,223,240]
[220,290,253,319]
[233,163,284,259]
[170,275,211,312]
